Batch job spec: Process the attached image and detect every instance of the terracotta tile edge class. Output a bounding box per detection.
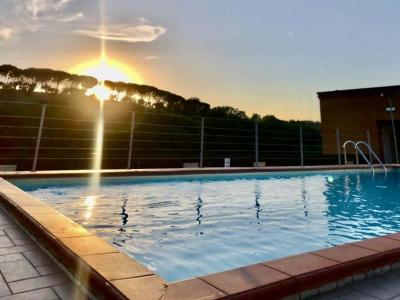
[163,278,228,299]
[351,238,400,251]
[195,276,233,296]
[261,253,340,275]
[199,274,296,300]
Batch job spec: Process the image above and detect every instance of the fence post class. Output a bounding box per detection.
[388,98,400,164]
[336,127,341,165]
[199,117,205,168]
[366,129,373,162]
[32,104,46,172]
[299,125,304,166]
[254,121,259,166]
[127,111,135,169]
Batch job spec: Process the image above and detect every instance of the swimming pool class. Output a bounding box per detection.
[10,169,400,282]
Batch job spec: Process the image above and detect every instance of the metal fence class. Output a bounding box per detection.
[0,100,397,171]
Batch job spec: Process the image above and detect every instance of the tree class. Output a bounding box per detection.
[104,80,127,101]
[0,65,20,85]
[76,75,98,92]
[182,97,210,115]
[21,68,58,94]
[51,70,71,93]
[210,106,247,119]
[261,114,280,123]
[23,68,50,93]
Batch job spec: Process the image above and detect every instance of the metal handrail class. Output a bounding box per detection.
[343,140,359,165]
[343,140,387,175]
[355,141,387,175]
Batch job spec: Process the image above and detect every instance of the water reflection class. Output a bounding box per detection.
[195,195,203,224]
[119,197,129,233]
[83,195,98,220]
[343,175,350,199]
[254,183,261,220]
[323,172,398,244]
[301,178,309,217]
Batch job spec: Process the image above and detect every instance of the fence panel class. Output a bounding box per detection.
[1,100,394,171]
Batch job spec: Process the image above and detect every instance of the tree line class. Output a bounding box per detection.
[0,64,234,118]
[0,64,315,123]
[0,64,97,95]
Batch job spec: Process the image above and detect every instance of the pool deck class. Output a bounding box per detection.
[0,165,400,299]
[0,207,89,300]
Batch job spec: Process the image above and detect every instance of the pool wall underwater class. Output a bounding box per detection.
[1,165,400,300]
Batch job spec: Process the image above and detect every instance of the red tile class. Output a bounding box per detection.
[43,222,93,239]
[263,253,338,276]
[20,205,57,215]
[30,213,73,225]
[83,252,153,280]
[163,278,226,300]
[112,275,166,300]
[352,237,400,252]
[200,263,291,296]
[385,232,400,241]
[60,236,118,256]
[313,244,377,263]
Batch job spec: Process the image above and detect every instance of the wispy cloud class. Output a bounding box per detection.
[24,0,74,19]
[0,2,166,44]
[0,27,13,41]
[0,0,82,40]
[144,55,161,60]
[74,23,167,43]
[59,12,83,23]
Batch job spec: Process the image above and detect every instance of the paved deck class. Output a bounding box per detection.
[312,270,400,300]
[0,209,90,300]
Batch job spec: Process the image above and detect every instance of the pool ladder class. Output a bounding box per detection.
[343,140,387,176]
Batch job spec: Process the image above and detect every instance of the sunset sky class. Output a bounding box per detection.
[1,0,400,120]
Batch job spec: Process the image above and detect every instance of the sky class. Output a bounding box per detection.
[1,0,400,121]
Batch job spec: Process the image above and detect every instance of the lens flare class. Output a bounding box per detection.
[86,82,111,101]
[89,101,104,192]
[70,57,142,84]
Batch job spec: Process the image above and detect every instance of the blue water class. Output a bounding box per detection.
[10,169,400,282]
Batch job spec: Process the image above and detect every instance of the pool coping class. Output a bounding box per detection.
[0,164,396,179]
[0,165,399,299]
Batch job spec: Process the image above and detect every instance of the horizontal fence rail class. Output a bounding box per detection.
[0,100,398,171]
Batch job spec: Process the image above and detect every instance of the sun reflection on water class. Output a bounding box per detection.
[83,195,100,220]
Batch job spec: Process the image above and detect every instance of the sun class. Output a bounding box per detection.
[87,82,112,101]
[70,57,142,84]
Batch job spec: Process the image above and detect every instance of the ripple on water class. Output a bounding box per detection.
[23,171,400,282]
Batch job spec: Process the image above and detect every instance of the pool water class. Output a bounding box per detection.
[11,170,400,282]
